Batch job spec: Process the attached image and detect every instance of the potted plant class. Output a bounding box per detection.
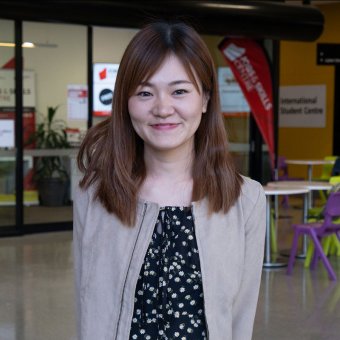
[28,105,70,206]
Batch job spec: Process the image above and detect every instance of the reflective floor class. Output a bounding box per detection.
[1,198,340,340]
[0,232,75,340]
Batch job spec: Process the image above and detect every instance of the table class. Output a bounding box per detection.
[262,185,309,268]
[267,180,332,258]
[285,159,335,181]
[268,180,332,208]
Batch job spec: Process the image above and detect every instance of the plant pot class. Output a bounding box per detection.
[37,178,68,206]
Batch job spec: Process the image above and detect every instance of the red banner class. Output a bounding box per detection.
[219,38,275,167]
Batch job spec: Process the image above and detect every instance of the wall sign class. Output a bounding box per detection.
[0,69,35,107]
[279,85,326,128]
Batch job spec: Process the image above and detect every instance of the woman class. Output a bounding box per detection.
[74,20,266,340]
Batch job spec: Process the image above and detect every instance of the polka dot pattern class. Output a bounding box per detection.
[129,206,207,339]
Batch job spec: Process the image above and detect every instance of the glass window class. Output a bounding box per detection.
[22,21,87,226]
[202,34,251,176]
[0,19,16,229]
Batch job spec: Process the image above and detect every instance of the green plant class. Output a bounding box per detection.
[29,106,70,181]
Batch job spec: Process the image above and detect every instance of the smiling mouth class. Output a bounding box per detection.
[151,123,180,130]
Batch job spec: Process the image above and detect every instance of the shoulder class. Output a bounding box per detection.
[238,175,266,218]
[240,176,264,200]
[73,182,98,209]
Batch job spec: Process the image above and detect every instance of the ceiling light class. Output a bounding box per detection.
[0,42,35,48]
[22,42,35,48]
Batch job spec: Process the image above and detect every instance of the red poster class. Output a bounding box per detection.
[219,38,275,167]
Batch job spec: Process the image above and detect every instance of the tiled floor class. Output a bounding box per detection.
[0,232,76,340]
[1,198,340,340]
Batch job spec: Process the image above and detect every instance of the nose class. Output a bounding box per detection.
[152,94,175,117]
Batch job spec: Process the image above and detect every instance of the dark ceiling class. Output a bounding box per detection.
[0,0,324,41]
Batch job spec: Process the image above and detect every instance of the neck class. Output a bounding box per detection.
[139,145,195,206]
[144,146,194,182]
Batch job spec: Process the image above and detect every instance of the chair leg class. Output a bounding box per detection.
[318,190,327,204]
[304,242,315,268]
[281,195,289,208]
[309,232,337,281]
[322,236,332,256]
[270,208,277,253]
[287,229,300,275]
[311,247,319,270]
[331,234,340,256]
[311,235,323,270]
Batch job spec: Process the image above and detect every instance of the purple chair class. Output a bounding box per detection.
[277,156,303,181]
[276,156,303,207]
[287,191,340,281]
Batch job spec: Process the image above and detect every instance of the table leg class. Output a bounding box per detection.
[264,197,271,264]
[307,164,313,181]
[307,164,313,209]
[263,196,287,268]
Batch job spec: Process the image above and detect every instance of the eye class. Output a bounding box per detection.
[137,91,152,97]
[173,89,189,95]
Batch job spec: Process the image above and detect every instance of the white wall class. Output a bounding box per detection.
[93,26,138,63]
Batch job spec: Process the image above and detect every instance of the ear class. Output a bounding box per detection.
[202,92,210,113]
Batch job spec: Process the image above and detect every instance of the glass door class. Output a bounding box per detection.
[0,19,16,232]
[22,21,87,227]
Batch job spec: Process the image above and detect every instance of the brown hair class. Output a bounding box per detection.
[78,20,243,225]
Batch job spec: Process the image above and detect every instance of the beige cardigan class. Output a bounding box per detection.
[73,176,266,340]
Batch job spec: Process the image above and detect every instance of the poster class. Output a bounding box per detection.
[218,66,249,115]
[0,109,36,148]
[67,84,88,120]
[0,119,14,148]
[279,85,326,128]
[93,63,119,116]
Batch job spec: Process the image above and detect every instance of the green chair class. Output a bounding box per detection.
[313,156,338,204]
[304,176,340,268]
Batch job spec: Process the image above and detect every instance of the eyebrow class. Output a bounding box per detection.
[140,80,193,87]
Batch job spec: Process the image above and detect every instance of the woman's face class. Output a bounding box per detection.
[128,54,209,155]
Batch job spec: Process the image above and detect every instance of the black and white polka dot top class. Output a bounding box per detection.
[129,206,208,339]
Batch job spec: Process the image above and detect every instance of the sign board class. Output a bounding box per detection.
[0,69,35,107]
[219,37,275,167]
[218,67,249,115]
[93,63,119,117]
[279,85,326,128]
[317,43,340,65]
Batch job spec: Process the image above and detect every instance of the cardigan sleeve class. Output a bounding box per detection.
[73,185,89,339]
[232,182,266,340]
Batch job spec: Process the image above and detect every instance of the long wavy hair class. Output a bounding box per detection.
[77,20,243,226]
